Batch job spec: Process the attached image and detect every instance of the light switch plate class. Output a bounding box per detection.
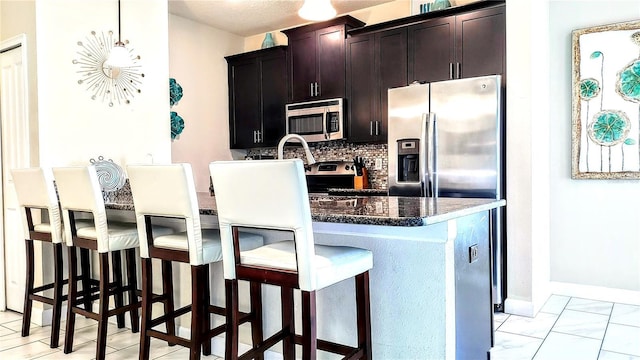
[469,244,479,263]
[375,158,383,170]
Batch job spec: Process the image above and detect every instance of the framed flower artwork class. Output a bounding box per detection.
[572,20,640,179]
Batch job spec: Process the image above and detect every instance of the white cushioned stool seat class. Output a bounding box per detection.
[242,240,373,290]
[210,159,373,359]
[10,167,71,349]
[53,165,154,360]
[153,229,263,265]
[126,163,264,360]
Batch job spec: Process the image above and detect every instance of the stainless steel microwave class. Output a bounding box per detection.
[285,98,345,143]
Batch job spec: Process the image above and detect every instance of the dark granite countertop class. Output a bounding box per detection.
[326,188,389,196]
[106,192,505,227]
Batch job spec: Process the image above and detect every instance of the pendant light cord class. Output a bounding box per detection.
[117,0,122,44]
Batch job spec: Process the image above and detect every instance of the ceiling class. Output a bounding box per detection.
[167,0,395,37]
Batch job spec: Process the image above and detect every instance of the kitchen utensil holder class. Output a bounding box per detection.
[354,168,369,190]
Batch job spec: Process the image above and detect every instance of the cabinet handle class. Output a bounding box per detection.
[456,62,461,79]
[449,63,454,80]
[315,82,319,96]
[375,121,379,136]
[370,121,373,136]
[257,130,262,143]
[253,130,257,143]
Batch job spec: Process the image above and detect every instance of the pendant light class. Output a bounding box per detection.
[298,0,337,21]
[105,0,133,68]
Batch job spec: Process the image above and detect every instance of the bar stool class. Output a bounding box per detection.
[127,163,264,360]
[11,167,90,348]
[210,159,373,360]
[52,165,173,360]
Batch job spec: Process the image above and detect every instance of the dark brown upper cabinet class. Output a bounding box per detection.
[283,16,365,102]
[346,28,408,143]
[225,46,288,149]
[408,4,505,83]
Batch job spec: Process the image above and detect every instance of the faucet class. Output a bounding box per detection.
[277,134,316,166]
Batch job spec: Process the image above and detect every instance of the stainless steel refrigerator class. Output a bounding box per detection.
[387,75,505,309]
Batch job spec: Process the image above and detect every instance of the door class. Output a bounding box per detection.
[259,49,287,147]
[288,31,317,102]
[377,27,408,142]
[228,58,261,149]
[430,75,500,197]
[408,16,454,83]
[317,25,346,100]
[455,5,506,79]
[1,36,31,312]
[346,34,375,142]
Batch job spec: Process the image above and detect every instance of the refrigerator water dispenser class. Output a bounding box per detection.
[397,139,421,183]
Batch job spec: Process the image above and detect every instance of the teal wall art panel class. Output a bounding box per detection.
[572,20,640,179]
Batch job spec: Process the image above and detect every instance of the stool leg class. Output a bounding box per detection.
[21,239,34,338]
[356,272,372,360]
[190,265,203,360]
[162,260,176,346]
[281,286,295,360]
[139,257,152,360]
[224,279,239,360]
[96,252,110,360]
[80,248,92,313]
[301,290,317,360]
[64,247,78,354]
[112,250,125,328]
[125,248,139,333]
[250,282,264,360]
[202,267,211,356]
[50,243,64,348]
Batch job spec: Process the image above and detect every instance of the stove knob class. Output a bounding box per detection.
[345,164,351,171]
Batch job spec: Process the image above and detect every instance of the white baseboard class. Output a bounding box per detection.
[549,281,640,305]
[504,298,535,317]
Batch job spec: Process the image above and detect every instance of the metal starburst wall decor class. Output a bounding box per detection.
[572,20,640,179]
[73,30,144,107]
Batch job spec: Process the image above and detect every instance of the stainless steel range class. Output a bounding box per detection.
[305,161,355,193]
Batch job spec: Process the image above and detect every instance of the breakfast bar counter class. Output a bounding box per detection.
[105,192,504,359]
[107,191,504,227]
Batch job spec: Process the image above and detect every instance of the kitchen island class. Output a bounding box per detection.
[106,191,504,359]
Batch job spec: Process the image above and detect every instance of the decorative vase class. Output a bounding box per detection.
[261,33,275,49]
[431,0,451,11]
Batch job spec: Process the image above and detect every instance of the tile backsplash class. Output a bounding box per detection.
[247,142,388,190]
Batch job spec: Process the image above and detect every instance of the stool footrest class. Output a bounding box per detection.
[149,304,191,328]
[239,327,290,360]
[146,329,191,348]
[30,293,68,305]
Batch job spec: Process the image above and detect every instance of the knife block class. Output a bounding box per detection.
[354,168,369,190]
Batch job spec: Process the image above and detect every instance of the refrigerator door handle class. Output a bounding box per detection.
[425,112,438,198]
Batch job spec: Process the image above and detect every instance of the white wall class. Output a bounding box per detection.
[504,0,552,316]
[35,0,171,168]
[548,1,640,298]
[168,14,245,192]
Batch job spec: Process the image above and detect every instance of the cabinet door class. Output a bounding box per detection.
[408,16,454,83]
[260,51,287,147]
[346,34,376,143]
[317,25,346,99]
[377,27,408,142]
[289,31,317,102]
[455,5,505,79]
[228,59,261,149]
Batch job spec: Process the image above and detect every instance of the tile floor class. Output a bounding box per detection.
[492,295,640,360]
[0,311,223,359]
[1,295,639,359]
